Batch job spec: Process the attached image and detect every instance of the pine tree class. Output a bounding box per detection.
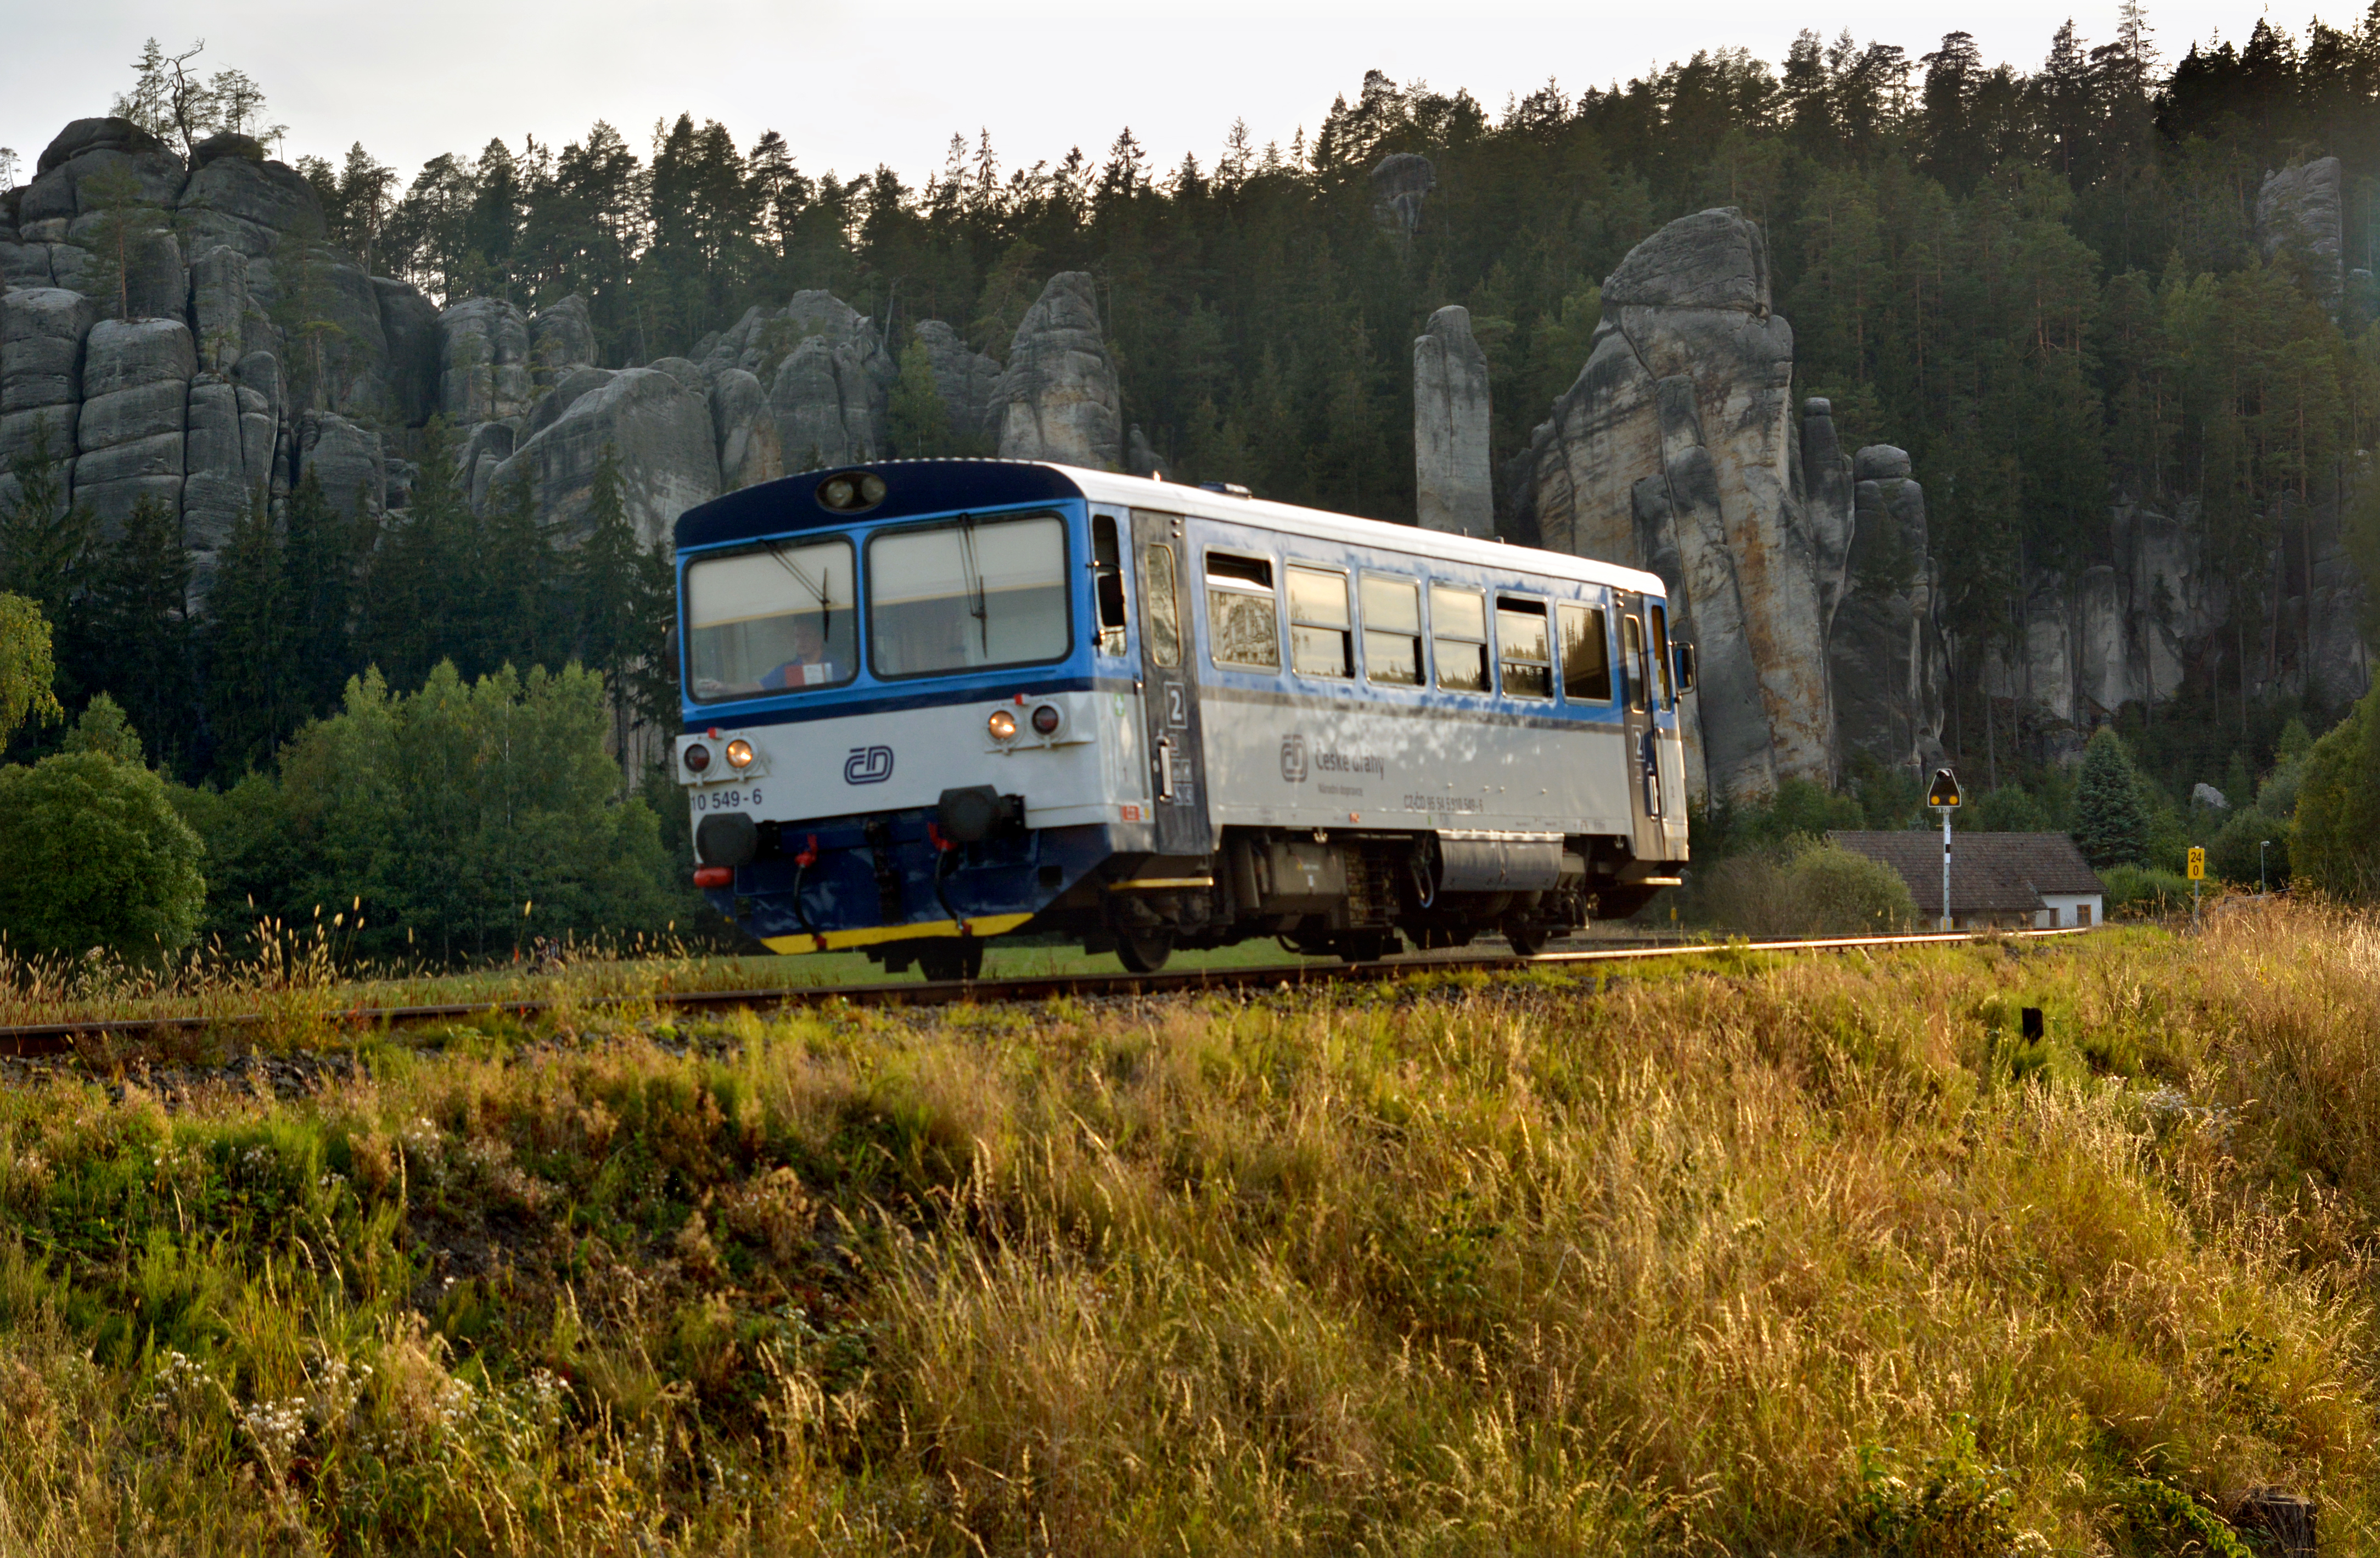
[2073,726,2151,868]
[202,494,296,773]
[283,469,375,714]
[76,160,167,322]
[570,445,656,788]
[0,420,93,619]
[82,495,195,772]
[477,471,558,675]
[886,337,953,458]
[363,422,471,690]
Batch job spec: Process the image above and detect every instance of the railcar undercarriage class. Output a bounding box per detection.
[1034,826,1675,972]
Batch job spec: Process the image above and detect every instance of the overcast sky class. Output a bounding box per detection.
[2,1,2366,193]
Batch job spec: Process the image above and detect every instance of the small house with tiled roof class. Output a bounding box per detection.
[1829,831,2107,930]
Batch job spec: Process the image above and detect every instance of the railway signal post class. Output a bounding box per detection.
[1928,768,1961,930]
[2187,844,2205,926]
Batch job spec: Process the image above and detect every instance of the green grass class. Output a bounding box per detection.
[2,905,2377,1553]
[0,927,1346,1039]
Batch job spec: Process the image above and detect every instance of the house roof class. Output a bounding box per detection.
[1828,831,2107,919]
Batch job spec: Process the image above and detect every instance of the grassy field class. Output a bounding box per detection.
[0,903,2373,1554]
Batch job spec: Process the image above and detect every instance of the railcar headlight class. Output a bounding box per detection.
[725,738,755,769]
[683,742,713,774]
[987,709,1018,741]
[817,470,888,512]
[1030,703,1061,736]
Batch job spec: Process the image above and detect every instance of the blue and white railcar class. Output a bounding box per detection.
[673,460,1691,978]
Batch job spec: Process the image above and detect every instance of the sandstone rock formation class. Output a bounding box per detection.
[489,367,720,546]
[75,316,194,530]
[711,368,782,490]
[1126,425,1169,480]
[0,288,95,515]
[528,295,596,386]
[1412,305,1492,537]
[914,320,1000,445]
[1980,489,2370,744]
[0,116,461,604]
[2256,156,2343,308]
[1826,444,1946,780]
[439,297,532,425]
[763,293,895,468]
[991,272,1120,471]
[1505,207,1833,800]
[1371,154,1435,237]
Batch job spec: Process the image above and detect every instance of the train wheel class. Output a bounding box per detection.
[1504,924,1549,957]
[917,939,985,982]
[1116,931,1173,973]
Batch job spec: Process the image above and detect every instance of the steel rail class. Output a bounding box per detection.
[0,925,2094,1062]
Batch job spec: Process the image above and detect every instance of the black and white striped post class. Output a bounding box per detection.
[1927,768,1962,931]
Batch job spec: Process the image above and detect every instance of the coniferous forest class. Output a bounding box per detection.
[14,9,2380,954]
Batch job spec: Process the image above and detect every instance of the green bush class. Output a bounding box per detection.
[2209,805,2288,888]
[1790,841,1918,933]
[0,743,205,962]
[0,590,62,743]
[2101,864,2193,918]
[1962,785,2050,832]
[178,660,686,965]
[1689,839,1916,936]
[1696,776,1867,857]
[2293,682,2380,901]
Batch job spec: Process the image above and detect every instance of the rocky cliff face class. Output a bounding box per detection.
[2256,156,2344,309]
[914,320,1001,447]
[3,115,1149,622]
[1504,208,1838,801]
[990,272,1121,470]
[1827,443,1947,780]
[1412,305,1492,537]
[1980,491,2370,745]
[0,117,444,601]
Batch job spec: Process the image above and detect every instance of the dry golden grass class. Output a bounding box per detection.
[0,904,2375,1554]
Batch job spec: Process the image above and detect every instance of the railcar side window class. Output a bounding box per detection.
[1287,565,1353,677]
[1496,596,1552,698]
[1092,514,1128,655]
[1205,552,1281,669]
[867,512,1070,678]
[1142,543,1182,668]
[1648,603,1674,708]
[1360,574,1422,685]
[686,537,859,702]
[1431,584,1490,692]
[1557,603,1613,702]
[1622,613,1648,712]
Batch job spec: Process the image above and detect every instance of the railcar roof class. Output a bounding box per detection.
[672,458,1665,596]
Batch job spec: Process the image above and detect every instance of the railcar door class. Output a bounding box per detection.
[1618,595,1664,861]
[1130,510,1211,855]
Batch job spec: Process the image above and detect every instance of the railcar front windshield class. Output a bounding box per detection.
[868,512,1071,677]
[686,539,858,702]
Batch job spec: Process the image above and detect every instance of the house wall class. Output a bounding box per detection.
[2037,894,2102,929]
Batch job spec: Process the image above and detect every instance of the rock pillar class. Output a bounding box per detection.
[1413,305,1493,537]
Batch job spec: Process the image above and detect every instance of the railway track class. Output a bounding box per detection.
[0,926,2091,1062]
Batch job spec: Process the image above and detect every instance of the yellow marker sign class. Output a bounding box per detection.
[2187,846,2206,881]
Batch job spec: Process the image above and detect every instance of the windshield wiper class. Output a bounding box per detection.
[760,537,833,636]
[957,512,989,656]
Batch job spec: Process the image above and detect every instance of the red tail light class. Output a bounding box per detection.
[693,866,733,888]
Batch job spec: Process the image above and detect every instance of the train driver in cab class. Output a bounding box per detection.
[695,617,834,699]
